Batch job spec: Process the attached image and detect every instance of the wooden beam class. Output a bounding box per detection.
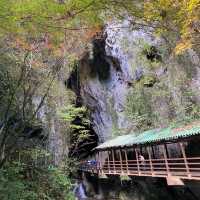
[179,142,191,178]
[147,146,154,176]
[124,149,129,174]
[111,149,116,174]
[119,149,123,174]
[163,144,170,176]
[135,148,140,175]
[151,145,155,159]
[107,151,111,173]
[99,151,103,174]
[166,176,184,186]
[164,143,170,158]
[94,153,98,173]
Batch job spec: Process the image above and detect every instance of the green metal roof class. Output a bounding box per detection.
[96,121,200,150]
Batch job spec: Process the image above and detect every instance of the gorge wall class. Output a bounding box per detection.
[39,19,200,163]
[37,18,200,199]
[43,19,200,163]
[78,19,200,143]
[72,20,200,200]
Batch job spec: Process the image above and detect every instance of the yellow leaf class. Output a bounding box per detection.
[174,39,192,55]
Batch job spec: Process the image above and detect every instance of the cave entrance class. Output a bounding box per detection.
[66,67,99,160]
[68,115,99,160]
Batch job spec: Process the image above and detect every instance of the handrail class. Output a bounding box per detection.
[80,156,200,180]
[102,157,200,163]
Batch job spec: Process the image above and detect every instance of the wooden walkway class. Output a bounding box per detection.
[80,122,200,184]
[81,157,200,181]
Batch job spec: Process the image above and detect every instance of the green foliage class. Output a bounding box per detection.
[0,0,199,54]
[59,104,93,158]
[140,75,157,87]
[144,0,200,52]
[170,87,200,125]
[0,149,75,200]
[126,85,154,130]
[59,105,87,123]
[0,0,103,36]
[59,105,90,139]
[0,40,64,166]
[126,73,200,131]
[46,167,75,200]
[0,161,37,200]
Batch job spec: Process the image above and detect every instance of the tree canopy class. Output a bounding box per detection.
[0,0,199,54]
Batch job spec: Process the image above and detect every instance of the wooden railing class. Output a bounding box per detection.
[80,157,200,180]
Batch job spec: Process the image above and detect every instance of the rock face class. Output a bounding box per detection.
[34,68,74,164]
[79,20,200,143]
[76,20,200,200]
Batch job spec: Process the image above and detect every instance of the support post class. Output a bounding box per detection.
[107,151,111,173]
[99,151,103,174]
[151,145,155,159]
[135,148,140,175]
[95,153,98,173]
[111,150,116,174]
[179,142,191,178]
[124,149,129,174]
[147,146,154,176]
[163,144,170,176]
[97,152,100,173]
[119,149,123,174]
[165,143,170,158]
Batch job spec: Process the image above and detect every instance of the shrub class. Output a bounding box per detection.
[0,150,75,200]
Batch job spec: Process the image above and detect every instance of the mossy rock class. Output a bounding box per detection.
[98,173,108,179]
[141,75,157,87]
[120,175,132,181]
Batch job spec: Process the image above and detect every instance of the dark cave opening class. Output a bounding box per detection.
[89,37,111,81]
[68,116,98,160]
[66,34,122,160]
[6,115,45,141]
[65,64,82,107]
[24,126,44,139]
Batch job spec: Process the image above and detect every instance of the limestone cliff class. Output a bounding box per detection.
[78,19,200,144]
